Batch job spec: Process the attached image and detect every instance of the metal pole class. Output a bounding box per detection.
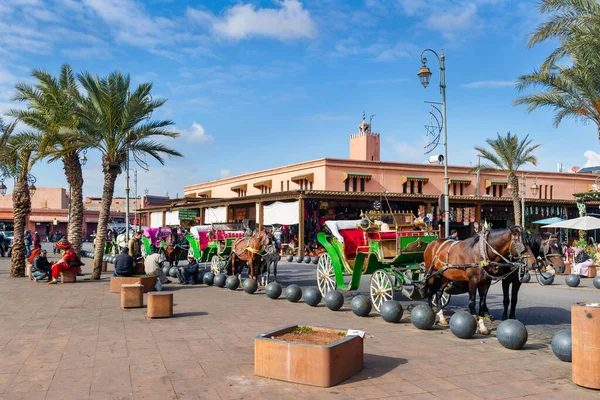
[125,133,130,241]
[476,155,481,197]
[134,170,138,231]
[440,51,449,238]
[521,174,526,228]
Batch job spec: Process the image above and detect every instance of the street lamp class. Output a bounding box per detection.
[80,150,87,166]
[418,49,449,237]
[28,174,36,197]
[0,179,6,196]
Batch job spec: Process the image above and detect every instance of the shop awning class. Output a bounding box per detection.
[342,171,372,181]
[485,179,508,188]
[449,177,471,185]
[29,216,68,223]
[290,173,314,183]
[196,190,211,198]
[263,201,299,225]
[253,180,272,189]
[401,175,429,184]
[230,184,247,192]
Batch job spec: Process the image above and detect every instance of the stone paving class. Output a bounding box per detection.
[0,250,598,399]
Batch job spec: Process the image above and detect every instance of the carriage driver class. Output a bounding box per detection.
[128,231,144,274]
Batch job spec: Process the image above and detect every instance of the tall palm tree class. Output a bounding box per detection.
[1,129,42,277]
[515,0,600,139]
[7,64,87,256]
[474,132,540,226]
[74,71,182,279]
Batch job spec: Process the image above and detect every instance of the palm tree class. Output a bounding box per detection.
[7,64,87,256]
[474,132,540,226]
[0,127,42,277]
[74,71,182,279]
[515,0,600,139]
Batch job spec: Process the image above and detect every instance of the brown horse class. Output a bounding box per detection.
[423,226,537,334]
[229,230,271,281]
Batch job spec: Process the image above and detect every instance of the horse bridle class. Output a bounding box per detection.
[539,238,563,266]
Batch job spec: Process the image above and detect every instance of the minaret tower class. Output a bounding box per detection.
[350,112,380,161]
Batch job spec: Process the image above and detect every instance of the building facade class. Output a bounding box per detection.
[0,188,170,241]
[141,119,600,255]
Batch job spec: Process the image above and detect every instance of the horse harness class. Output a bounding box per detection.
[428,230,531,281]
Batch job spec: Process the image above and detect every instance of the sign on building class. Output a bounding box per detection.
[178,208,199,221]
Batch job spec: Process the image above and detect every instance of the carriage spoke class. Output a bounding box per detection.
[370,270,395,312]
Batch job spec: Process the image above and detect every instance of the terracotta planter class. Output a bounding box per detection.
[110,275,157,293]
[572,302,600,389]
[254,325,363,387]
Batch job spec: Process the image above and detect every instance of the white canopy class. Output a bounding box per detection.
[324,220,361,244]
[263,201,299,225]
[543,216,600,230]
[204,206,227,224]
[190,225,212,239]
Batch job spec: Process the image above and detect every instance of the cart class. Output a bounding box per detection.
[188,223,246,273]
[316,211,449,312]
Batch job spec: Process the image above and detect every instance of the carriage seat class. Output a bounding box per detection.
[339,229,368,259]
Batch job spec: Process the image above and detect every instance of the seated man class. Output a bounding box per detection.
[32,249,52,282]
[113,248,135,277]
[48,239,77,284]
[176,255,199,284]
[144,251,172,284]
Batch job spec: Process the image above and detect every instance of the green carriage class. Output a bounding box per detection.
[316,211,448,312]
[187,223,247,274]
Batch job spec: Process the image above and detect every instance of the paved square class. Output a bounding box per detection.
[0,249,598,400]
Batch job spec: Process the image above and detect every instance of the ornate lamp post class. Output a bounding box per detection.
[27,174,36,197]
[418,49,449,236]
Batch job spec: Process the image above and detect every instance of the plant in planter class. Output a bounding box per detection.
[255,324,364,387]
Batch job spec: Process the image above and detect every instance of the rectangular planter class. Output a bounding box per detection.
[110,276,157,293]
[254,325,363,387]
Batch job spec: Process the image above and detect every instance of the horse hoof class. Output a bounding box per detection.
[438,320,449,327]
[479,328,491,335]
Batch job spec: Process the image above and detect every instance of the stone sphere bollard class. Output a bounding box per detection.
[551,329,572,362]
[496,320,528,350]
[449,311,477,339]
[380,300,403,323]
[303,287,322,307]
[324,290,344,311]
[350,295,372,317]
[410,304,436,330]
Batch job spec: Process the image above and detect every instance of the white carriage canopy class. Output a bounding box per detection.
[204,206,227,224]
[263,201,299,225]
[190,225,211,239]
[324,220,361,243]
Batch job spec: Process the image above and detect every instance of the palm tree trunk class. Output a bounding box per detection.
[510,174,522,227]
[10,161,31,278]
[91,167,119,280]
[64,152,84,256]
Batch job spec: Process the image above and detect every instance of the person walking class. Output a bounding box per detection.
[25,230,32,257]
[33,231,41,249]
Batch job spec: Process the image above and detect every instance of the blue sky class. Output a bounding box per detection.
[1,0,598,198]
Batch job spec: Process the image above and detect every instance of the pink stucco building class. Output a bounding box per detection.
[141,119,599,254]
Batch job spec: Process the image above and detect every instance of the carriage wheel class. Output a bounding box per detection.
[317,253,336,296]
[370,270,395,312]
[210,255,222,274]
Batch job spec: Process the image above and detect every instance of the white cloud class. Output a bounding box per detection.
[424,3,478,39]
[182,122,213,143]
[192,0,317,41]
[332,38,415,62]
[583,150,600,168]
[388,137,429,163]
[461,80,514,89]
[220,169,231,178]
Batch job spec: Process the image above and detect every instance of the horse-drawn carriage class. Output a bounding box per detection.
[142,227,188,267]
[186,223,246,273]
[316,211,443,312]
